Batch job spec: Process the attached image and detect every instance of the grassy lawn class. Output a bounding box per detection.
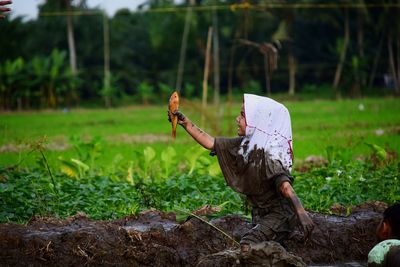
[1,97,399,171]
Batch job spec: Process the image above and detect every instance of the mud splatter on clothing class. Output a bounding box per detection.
[368,239,400,267]
[212,137,297,246]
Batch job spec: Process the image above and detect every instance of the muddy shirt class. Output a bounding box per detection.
[212,137,292,208]
[368,239,400,267]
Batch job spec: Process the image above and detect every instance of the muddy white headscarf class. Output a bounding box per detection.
[238,94,293,172]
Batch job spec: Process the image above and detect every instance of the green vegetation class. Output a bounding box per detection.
[295,147,399,212]
[1,0,399,225]
[0,98,399,223]
[1,1,400,110]
[1,98,399,168]
[0,141,398,223]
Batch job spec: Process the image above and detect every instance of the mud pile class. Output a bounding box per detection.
[0,202,385,266]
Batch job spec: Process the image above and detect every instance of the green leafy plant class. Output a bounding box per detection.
[58,157,90,178]
[137,82,154,105]
[0,57,25,109]
[69,135,103,172]
[161,146,176,178]
[143,146,156,179]
[365,143,387,163]
[294,146,399,212]
[184,146,209,175]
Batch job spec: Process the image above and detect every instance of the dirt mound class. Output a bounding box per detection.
[0,202,385,266]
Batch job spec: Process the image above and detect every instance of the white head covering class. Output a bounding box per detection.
[238,94,293,172]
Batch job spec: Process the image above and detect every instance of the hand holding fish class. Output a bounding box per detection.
[173,111,187,125]
[167,110,188,126]
[168,91,180,139]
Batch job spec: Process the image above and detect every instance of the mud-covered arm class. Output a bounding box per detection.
[174,111,215,150]
[0,1,12,19]
[279,181,314,240]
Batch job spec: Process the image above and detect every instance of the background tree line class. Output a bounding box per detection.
[0,0,399,110]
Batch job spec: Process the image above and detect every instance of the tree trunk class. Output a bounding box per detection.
[103,13,111,108]
[66,1,77,76]
[227,44,236,135]
[368,33,384,88]
[349,9,365,98]
[287,46,296,96]
[388,31,400,92]
[201,27,213,128]
[212,6,220,107]
[333,8,350,98]
[397,34,400,91]
[264,55,271,96]
[175,0,195,93]
[212,5,221,134]
[357,11,364,59]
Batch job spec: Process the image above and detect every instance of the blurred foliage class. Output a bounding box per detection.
[0,0,399,109]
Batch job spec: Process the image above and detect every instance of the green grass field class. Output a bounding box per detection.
[1,97,399,171]
[1,97,399,222]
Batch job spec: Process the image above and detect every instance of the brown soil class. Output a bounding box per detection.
[0,202,386,267]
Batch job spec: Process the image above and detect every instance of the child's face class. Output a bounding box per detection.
[236,104,247,136]
[376,218,392,241]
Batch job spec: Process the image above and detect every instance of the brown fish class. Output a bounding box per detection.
[168,91,179,139]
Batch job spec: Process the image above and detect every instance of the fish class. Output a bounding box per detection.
[168,91,179,139]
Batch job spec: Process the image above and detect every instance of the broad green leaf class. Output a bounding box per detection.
[365,143,387,161]
[58,157,79,178]
[144,146,156,163]
[143,146,156,178]
[208,160,221,176]
[184,146,208,175]
[161,146,176,178]
[126,161,134,185]
[71,158,90,172]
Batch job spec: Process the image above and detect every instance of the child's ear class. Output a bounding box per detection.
[377,220,392,241]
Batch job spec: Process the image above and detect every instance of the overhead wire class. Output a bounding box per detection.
[38,2,400,17]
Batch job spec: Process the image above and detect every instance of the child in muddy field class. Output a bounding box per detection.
[170,93,314,252]
[368,203,400,267]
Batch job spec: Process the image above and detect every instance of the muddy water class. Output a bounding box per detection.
[0,204,384,266]
[309,263,366,267]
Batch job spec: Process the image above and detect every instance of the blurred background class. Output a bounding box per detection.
[0,0,399,223]
[1,0,399,110]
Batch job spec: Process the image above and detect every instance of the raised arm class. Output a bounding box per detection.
[280,181,314,240]
[174,111,215,150]
[0,1,12,20]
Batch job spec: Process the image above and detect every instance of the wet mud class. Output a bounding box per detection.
[0,202,386,266]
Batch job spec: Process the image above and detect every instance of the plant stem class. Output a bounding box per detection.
[39,150,59,196]
[176,207,240,247]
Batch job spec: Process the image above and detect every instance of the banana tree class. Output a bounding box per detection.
[29,49,68,108]
[0,57,25,110]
